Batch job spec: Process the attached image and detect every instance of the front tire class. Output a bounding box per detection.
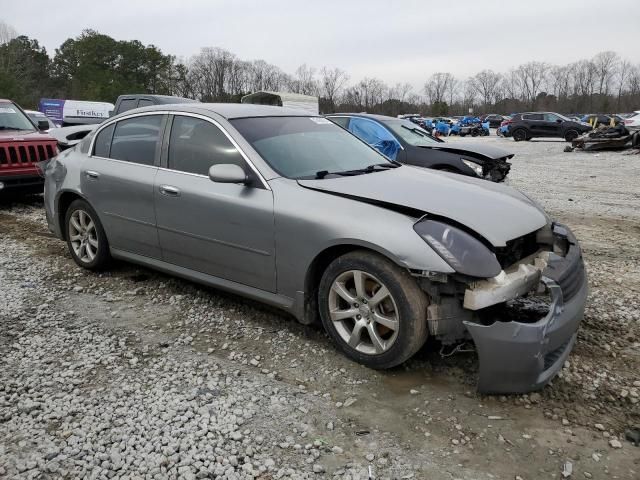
[564,129,579,142]
[512,128,528,142]
[65,199,110,270]
[318,250,429,369]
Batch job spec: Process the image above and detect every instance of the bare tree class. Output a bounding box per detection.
[593,51,618,96]
[291,64,317,95]
[0,21,17,44]
[469,70,503,107]
[424,72,454,105]
[615,59,631,109]
[319,66,348,107]
[514,61,549,109]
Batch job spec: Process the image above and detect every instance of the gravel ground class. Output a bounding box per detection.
[1,136,639,479]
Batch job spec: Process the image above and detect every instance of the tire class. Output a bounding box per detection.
[564,129,579,142]
[471,129,479,137]
[512,128,528,142]
[64,199,111,270]
[318,250,429,369]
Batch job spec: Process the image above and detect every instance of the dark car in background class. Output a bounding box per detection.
[327,113,512,182]
[481,114,506,128]
[507,112,592,142]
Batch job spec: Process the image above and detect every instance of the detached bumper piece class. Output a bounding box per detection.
[464,224,588,394]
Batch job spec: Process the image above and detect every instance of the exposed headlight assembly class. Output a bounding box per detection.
[461,158,484,177]
[414,219,502,278]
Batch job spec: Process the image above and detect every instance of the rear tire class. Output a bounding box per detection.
[65,199,111,270]
[512,128,528,142]
[564,129,579,142]
[318,250,429,369]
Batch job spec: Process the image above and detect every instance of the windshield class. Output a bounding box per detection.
[383,120,440,146]
[0,102,36,131]
[231,116,393,179]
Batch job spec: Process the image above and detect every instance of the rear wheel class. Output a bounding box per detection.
[564,129,579,142]
[65,199,110,270]
[512,128,528,142]
[318,251,429,369]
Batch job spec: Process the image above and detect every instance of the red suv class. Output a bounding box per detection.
[0,99,58,195]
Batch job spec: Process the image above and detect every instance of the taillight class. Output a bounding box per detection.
[625,119,633,125]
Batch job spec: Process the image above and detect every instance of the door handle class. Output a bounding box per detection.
[85,170,100,180]
[159,185,180,197]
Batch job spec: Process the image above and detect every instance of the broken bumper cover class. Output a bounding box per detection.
[463,226,588,394]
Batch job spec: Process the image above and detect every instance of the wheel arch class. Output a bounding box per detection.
[56,190,89,241]
[300,242,415,325]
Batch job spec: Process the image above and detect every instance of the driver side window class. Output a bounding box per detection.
[544,113,560,122]
[168,115,247,176]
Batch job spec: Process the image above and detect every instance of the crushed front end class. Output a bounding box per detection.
[416,222,587,394]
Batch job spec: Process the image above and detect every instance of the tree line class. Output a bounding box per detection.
[1,23,639,117]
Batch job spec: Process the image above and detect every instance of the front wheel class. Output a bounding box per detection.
[65,199,111,270]
[318,251,429,369]
[512,128,528,142]
[564,129,579,142]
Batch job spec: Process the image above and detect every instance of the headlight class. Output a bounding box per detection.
[414,219,501,278]
[461,159,483,177]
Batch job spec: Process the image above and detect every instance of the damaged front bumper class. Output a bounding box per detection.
[462,225,588,394]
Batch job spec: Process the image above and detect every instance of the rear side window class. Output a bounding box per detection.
[93,124,115,157]
[117,99,137,113]
[110,115,163,166]
[168,116,246,175]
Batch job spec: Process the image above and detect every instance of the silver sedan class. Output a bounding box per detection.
[43,104,588,393]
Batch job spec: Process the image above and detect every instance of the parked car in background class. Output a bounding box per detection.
[624,111,640,131]
[580,114,624,127]
[0,99,58,195]
[327,113,512,182]
[42,103,588,394]
[508,112,591,142]
[480,114,506,128]
[25,110,58,132]
[50,94,199,150]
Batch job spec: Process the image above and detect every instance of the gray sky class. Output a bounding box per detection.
[4,0,640,89]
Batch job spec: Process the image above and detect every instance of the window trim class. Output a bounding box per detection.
[161,112,270,190]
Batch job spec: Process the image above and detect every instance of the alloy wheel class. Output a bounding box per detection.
[69,209,99,264]
[328,270,399,355]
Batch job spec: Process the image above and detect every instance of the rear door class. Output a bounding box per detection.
[522,113,545,136]
[82,113,166,258]
[154,114,276,291]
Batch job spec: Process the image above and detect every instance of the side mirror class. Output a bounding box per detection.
[208,164,248,184]
[556,119,563,123]
[38,120,50,131]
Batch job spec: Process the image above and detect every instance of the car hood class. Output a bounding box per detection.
[419,142,514,160]
[0,129,55,142]
[297,166,547,247]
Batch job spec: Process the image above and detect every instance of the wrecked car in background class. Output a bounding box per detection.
[43,103,588,394]
[327,113,512,182]
[0,99,58,195]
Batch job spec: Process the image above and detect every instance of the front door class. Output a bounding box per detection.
[154,114,276,292]
[81,114,166,258]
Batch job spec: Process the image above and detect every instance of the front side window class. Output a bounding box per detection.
[329,116,350,129]
[138,99,154,108]
[523,113,544,121]
[544,113,561,122]
[117,99,137,113]
[231,116,391,179]
[168,116,246,175]
[110,115,163,166]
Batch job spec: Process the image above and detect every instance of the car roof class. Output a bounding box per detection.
[24,109,45,115]
[116,103,317,119]
[326,112,397,122]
